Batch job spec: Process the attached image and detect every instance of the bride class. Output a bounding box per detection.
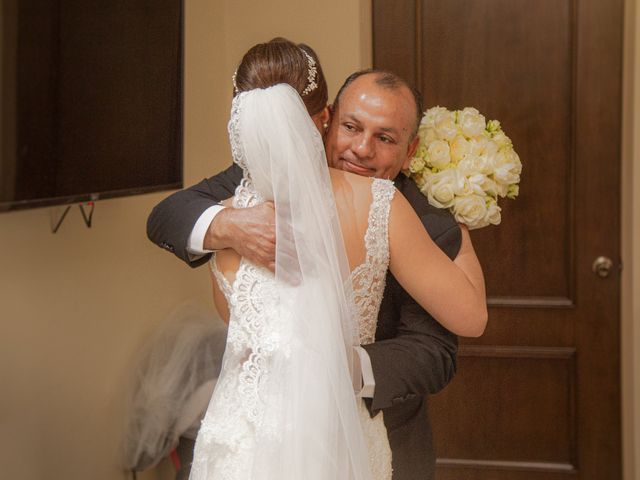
[189,40,486,480]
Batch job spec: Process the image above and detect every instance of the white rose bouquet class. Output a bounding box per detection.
[409,106,522,229]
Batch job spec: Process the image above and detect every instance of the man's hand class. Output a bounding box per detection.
[204,202,276,271]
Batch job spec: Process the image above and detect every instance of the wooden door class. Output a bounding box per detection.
[373,1,622,478]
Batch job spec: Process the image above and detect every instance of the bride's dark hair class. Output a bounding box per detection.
[234,37,328,116]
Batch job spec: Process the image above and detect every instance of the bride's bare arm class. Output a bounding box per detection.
[453,224,486,307]
[388,192,487,337]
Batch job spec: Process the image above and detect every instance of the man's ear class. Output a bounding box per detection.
[402,135,420,170]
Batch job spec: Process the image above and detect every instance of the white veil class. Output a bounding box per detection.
[197,83,372,479]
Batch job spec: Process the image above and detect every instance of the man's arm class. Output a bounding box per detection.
[146,164,242,267]
[364,275,458,411]
[364,195,464,411]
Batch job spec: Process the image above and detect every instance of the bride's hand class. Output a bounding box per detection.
[205,202,276,271]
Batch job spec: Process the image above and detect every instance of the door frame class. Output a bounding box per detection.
[621,1,640,479]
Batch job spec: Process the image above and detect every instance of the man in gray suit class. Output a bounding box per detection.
[148,69,461,479]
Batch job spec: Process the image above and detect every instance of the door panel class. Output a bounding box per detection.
[373,0,622,478]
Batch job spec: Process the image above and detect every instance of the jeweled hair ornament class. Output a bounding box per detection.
[231,48,317,96]
[232,69,238,94]
[300,49,318,96]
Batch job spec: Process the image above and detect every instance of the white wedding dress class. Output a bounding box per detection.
[189,85,394,480]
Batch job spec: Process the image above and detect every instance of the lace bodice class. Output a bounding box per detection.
[213,177,395,348]
[350,179,396,345]
[191,163,395,479]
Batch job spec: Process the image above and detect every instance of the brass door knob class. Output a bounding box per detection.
[592,256,613,278]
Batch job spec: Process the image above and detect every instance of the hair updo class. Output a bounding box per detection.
[233,37,328,116]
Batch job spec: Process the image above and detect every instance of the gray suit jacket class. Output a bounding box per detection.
[147,165,460,479]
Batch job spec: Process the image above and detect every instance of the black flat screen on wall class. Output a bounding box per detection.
[0,0,183,212]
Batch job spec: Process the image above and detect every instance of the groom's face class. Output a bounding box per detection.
[324,74,419,180]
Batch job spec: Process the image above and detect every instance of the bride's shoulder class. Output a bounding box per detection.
[329,168,375,191]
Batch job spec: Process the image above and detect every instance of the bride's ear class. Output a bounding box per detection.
[319,106,330,126]
[311,106,331,135]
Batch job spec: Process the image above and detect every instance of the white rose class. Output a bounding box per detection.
[452,194,488,229]
[418,125,438,145]
[468,173,497,197]
[421,106,448,128]
[458,107,486,138]
[469,136,490,157]
[492,131,512,149]
[484,200,502,226]
[508,149,523,174]
[433,109,458,141]
[495,149,522,172]
[409,157,426,173]
[493,152,521,186]
[450,135,471,163]
[427,140,451,169]
[458,154,479,176]
[478,152,497,175]
[458,153,493,176]
[432,107,455,123]
[423,169,463,208]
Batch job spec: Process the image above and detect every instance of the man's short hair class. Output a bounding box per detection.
[332,69,424,138]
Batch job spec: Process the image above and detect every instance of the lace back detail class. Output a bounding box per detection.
[350,178,396,345]
[228,93,248,176]
[228,93,264,209]
[364,179,395,267]
[192,259,281,479]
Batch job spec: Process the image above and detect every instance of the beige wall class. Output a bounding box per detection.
[0,1,371,479]
[187,0,372,184]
